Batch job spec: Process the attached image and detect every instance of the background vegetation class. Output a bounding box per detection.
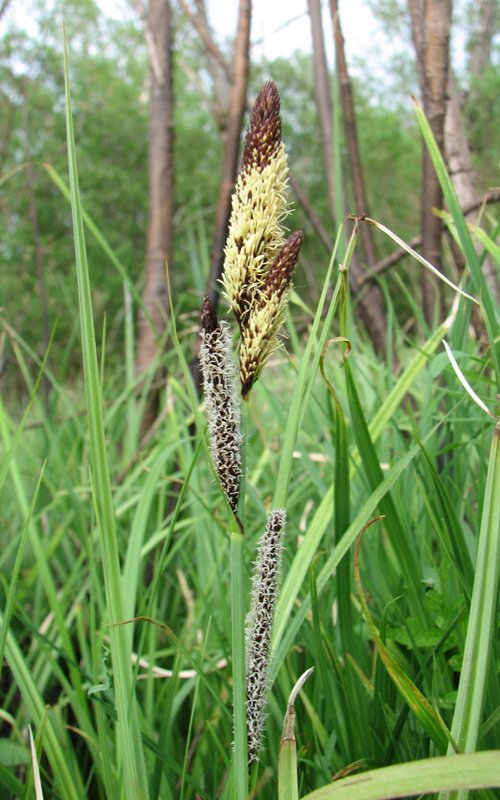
[0,0,499,798]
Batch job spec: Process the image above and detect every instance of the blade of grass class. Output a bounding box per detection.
[444,420,500,800]
[0,462,45,678]
[345,358,425,619]
[272,225,346,509]
[44,162,152,328]
[353,520,449,754]
[298,750,500,800]
[63,29,149,799]
[278,669,314,800]
[0,610,84,799]
[412,99,500,388]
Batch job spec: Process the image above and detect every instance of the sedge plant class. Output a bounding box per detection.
[3,41,500,800]
[199,81,303,797]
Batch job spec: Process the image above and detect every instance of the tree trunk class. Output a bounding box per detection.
[445,71,500,304]
[469,0,498,79]
[326,0,386,353]
[205,0,252,305]
[307,0,336,217]
[329,0,377,270]
[136,0,174,389]
[177,0,232,134]
[408,0,452,325]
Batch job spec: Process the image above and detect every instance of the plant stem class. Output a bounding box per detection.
[231,521,248,799]
[231,398,249,797]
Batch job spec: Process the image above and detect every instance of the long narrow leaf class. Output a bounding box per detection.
[63,30,149,799]
[413,100,500,388]
[299,751,500,800]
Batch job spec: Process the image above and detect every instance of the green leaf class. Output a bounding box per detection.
[299,750,500,799]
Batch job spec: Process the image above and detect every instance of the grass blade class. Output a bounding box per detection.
[298,750,500,800]
[63,29,149,798]
[444,421,500,800]
[412,100,500,388]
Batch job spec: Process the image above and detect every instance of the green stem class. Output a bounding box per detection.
[230,397,249,797]
[231,522,248,799]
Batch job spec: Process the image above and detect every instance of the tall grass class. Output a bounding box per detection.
[0,57,499,800]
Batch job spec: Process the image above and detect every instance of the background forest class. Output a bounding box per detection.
[0,0,499,798]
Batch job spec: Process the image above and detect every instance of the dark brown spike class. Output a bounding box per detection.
[201,296,220,334]
[263,230,303,300]
[241,81,282,173]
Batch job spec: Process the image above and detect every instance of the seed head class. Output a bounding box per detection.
[199,298,242,517]
[246,509,286,765]
[241,81,283,173]
[239,231,303,398]
[221,81,289,329]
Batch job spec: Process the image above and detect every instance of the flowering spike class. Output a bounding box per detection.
[239,231,303,398]
[199,297,242,517]
[221,82,289,329]
[241,81,283,173]
[246,509,286,765]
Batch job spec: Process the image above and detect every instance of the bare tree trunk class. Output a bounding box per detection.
[205,0,251,305]
[325,0,386,353]
[469,0,498,79]
[177,0,232,134]
[135,0,174,394]
[445,71,500,303]
[408,0,452,325]
[307,0,336,217]
[0,0,14,23]
[329,0,377,269]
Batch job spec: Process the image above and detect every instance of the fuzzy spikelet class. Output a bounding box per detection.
[246,509,286,765]
[239,231,303,398]
[221,81,289,329]
[199,297,242,516]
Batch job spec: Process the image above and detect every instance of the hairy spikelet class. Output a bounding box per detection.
[239,231,303,398]
[246,509,286,765]
[199,297,242,516]
[221,82,289,329]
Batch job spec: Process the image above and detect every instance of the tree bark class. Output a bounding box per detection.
[408,0,452,325]
[135,0,174,386]
[445,71,500,304]
[177,0,232,134]
[329,0,377,270]
[205,0,251,305]
[307,0,336,217]
[469,0,498,79]
[327,0,386,353]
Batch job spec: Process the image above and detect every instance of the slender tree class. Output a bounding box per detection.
[329,0,377,269]
[177,0,233,134]
[307,0,336,217]
[328,0,387,353]
[205,0,252,305]
[135,0,174,397]
[408,0,452,324]
[468,0,498,81]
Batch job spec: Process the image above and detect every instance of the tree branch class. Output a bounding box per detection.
[357,189,500,286]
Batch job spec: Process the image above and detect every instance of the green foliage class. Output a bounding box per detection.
[1,3,500,797]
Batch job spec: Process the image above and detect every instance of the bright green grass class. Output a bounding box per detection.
[0,49,499,800]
